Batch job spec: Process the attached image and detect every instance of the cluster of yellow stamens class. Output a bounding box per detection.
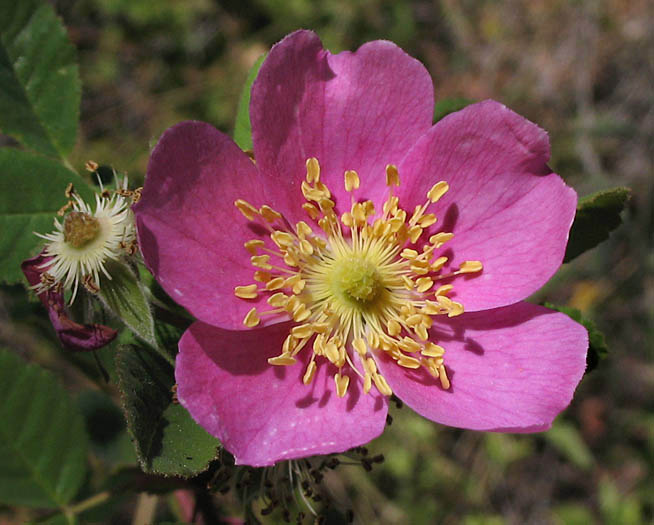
[233,158,482,398]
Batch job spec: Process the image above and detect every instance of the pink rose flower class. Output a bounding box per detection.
[134,31,588,466]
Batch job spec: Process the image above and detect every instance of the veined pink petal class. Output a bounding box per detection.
[376,302,587,432]
[397,100,578,311]
[251,30,434,222]
[176,321,388,466]
[134,121,288,330]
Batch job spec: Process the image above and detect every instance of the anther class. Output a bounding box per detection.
[398,355,421,369]
[422,342,445,357]
[243,308,260,327]
[296,221,312,238]
[291,323,315,339]
[418,214,437,227]
[427,181,449,203]
[251,255,272,270]
[319,198,335,212]
[458,261,483,273]
[335,373,350,398]
[306,157,321,183]
[434,284,453,296]
[235,199,259,220]
[302,202,320,220]
[260,205,282,222]
[268,293,288,307]
[344,170,360,192]
[438,365,451,389]
[244,239,264,254]
[401,248,418,260]
[408,225,423,243]
[268,354,297,366]
[353,338,367,356]
[431,257,448,272]
[271,231,294,248]
[385,164,400,187]
[253,270,272,282]
[265,277,285,290]
[416,277,434,293]
[303,360,317,384]
[429,232,454,247]
[234,284,258,299]
[387,319,402,336]
[372,373,393,396]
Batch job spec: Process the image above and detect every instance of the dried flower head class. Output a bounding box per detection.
[35,177,137,302]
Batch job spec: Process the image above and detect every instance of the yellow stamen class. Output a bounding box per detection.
[458,260,483,273]
[251,255,272,270]
[416,277,434,293]
[302,202,320,220]
[422,342,445,357]
[243,308,260,327]
[344,170,360,192]
[260,205,282,222]
[385,164,400,187]
[335,373,350,398]
[235,199,259,220]
[438,365,450,389]
[231,158,482,398]
[268,355,297,366]
[303,360,317,384]
[306,157,320,183]
[427,181,449,203]
[244,239,264,255]
[234,284,258,299]
[372,373,393,396]
[253,270,271,282]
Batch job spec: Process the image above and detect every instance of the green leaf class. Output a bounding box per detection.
[433,97,474,123]
[564,187,630,263]
[98,261,158,353]
[0,0,80,158]
[0,349,88,508]
[0,149,94,285]
[544,302,608,372]
[77,390,137,466]
[544,421,594,471]
[116,345,220,477]
[233,53,266,151]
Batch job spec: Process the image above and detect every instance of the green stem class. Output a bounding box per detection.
[65,490,112,516]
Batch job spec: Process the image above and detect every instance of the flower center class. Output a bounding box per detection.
[331,255,381,306]
[233,158,483,398]
[63,211,100,248]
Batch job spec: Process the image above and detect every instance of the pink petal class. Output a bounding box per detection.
[251,30,434,222]
[397,100,578,311]
[176,321,388,466]
[376,302,588,432]
[134,121,284,330]
[21,252,117,352]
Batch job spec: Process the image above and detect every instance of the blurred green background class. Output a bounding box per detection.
[1,0,652,523]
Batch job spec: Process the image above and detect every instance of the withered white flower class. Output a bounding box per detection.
[35,177,138,302]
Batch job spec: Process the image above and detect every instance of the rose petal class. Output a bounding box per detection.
[177,321,388,466]
[397,100,578,311]
[251,30,434,222]
[376,302,587,432]
[21,252,117,351]
[134,121,285,330]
